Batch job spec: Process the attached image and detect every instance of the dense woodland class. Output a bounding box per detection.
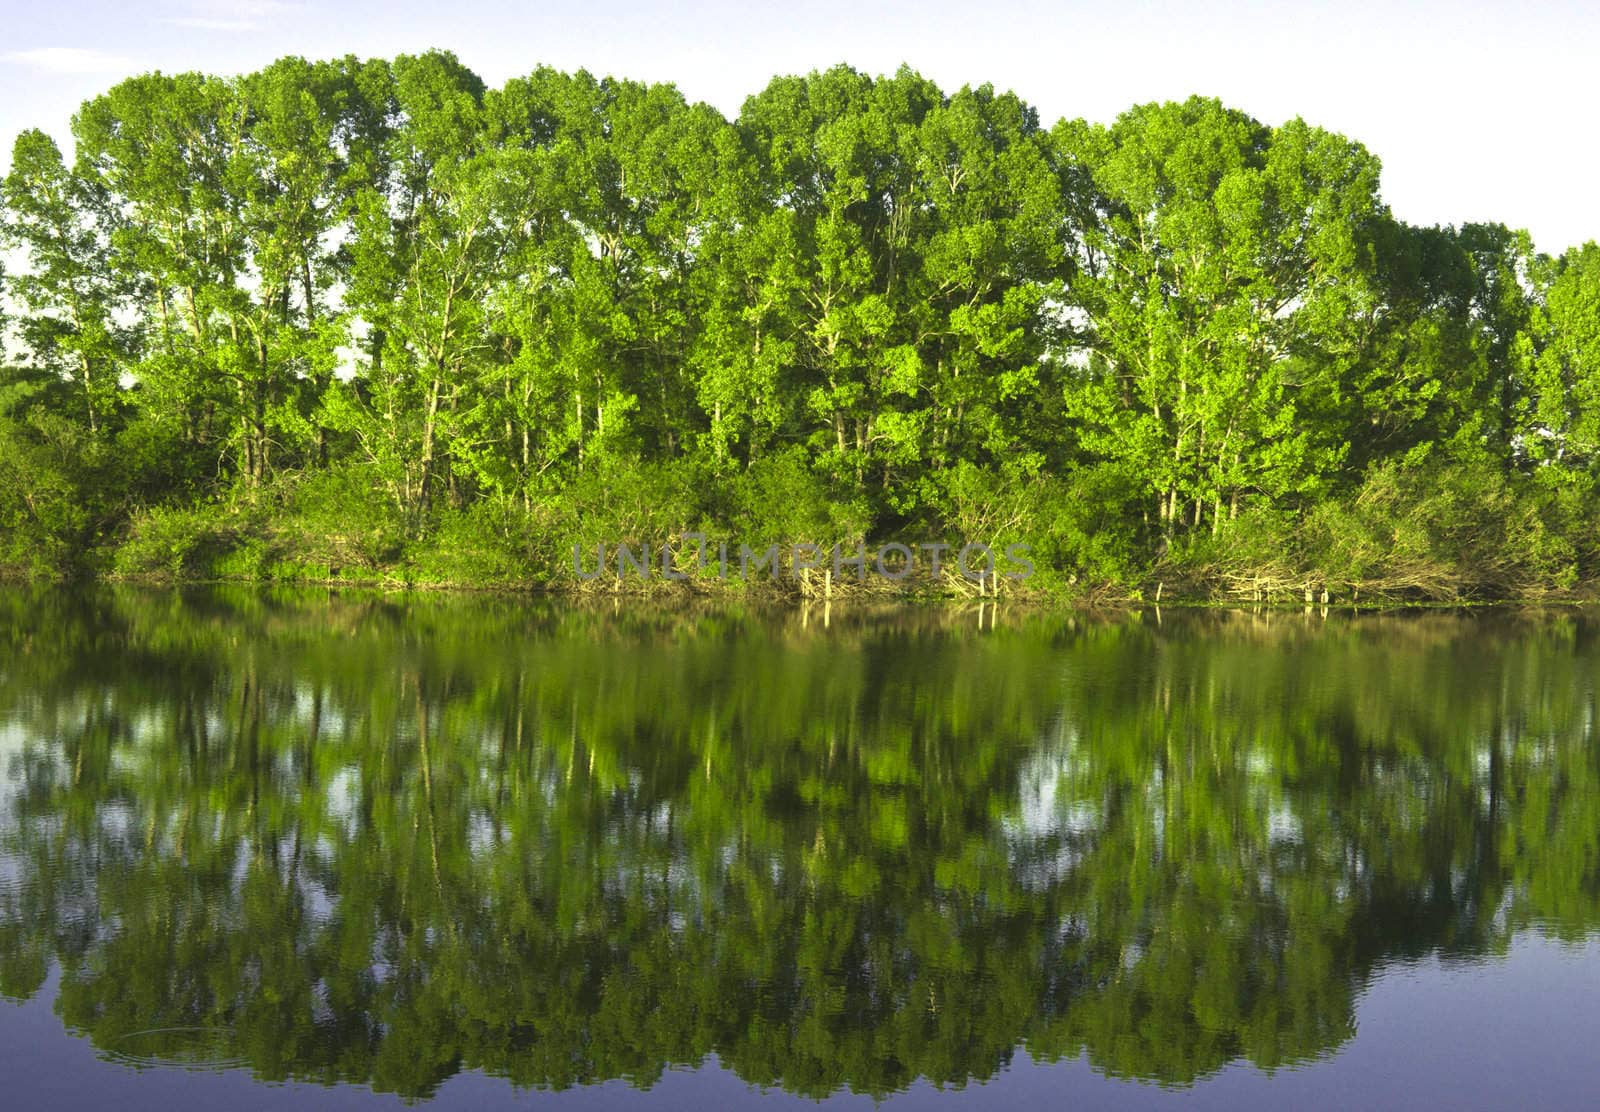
[1,52,1598,598]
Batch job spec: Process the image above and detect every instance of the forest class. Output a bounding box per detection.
[1,51,1598,599]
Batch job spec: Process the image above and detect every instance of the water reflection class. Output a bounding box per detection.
[0,589,1596,1100]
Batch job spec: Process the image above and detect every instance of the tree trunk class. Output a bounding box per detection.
[417,375,442,516]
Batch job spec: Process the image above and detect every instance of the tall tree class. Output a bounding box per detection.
[1,129,132,435]
[1058,98,1385,540]
[1519,242,1600,474]
[329,51,490,522]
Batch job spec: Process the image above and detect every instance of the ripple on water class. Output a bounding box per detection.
[103,1027,247,1072]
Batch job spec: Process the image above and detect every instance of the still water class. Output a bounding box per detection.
[1,588,1598,1110]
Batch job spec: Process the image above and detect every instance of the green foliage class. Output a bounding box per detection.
[1029,463,1149,588]
[0,412,107,577]
[1296,444,1588,597]
[278,463,407,571]
[717,446,871,547]
[111,504,241,579]
[406,500,538,586]
[0,55,1598,597]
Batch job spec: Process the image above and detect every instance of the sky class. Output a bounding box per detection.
[1,0,1596,253]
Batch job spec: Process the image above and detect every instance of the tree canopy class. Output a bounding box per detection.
[0,55,1597,598]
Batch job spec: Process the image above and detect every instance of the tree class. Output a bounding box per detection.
[1519,242,1600,474]
[1,129,132,436]
[1058,99,1385,541]
[330,51,491,523]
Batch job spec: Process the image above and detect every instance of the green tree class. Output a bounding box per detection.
[1058,99,1385,541]
[1519,242,1600,474]
[1,129,133,435]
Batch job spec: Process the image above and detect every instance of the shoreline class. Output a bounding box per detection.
[8,567,1595,611]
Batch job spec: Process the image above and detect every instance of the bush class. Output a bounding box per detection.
[280,464,406,571]
[1028,463,1148,591]
[718,446,872,548]
[112,504,239,580]
[533,456,710,583]
[0,415,104,578]
[1292,444,1588,598]
[407,499,536,586]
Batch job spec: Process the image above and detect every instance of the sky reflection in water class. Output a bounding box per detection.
[0,589,1597,1109]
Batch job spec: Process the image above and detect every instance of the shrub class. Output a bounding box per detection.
[281,464,406,571]
[112,505,238,580]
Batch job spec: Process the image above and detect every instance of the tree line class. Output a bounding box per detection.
[1,52,1598,597]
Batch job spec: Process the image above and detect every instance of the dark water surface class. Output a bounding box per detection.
[2,589,1598,1109]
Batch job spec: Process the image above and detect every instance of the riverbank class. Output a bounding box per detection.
[7,465,1598,607]
[21,555,1596,608]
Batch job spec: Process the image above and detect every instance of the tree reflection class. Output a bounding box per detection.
[0,590,1596,1098]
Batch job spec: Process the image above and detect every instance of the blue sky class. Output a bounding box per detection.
[2,0,1596,252]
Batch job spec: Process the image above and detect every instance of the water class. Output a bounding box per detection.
[0,588,1597,1110]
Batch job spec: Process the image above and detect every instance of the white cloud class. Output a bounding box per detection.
[1,48,141,75]
[166,17,261,31]
[163,1,306,33]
